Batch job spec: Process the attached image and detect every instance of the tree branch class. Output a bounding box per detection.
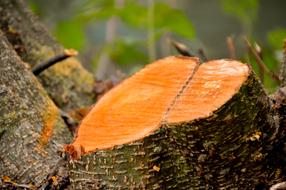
[244,37,280,83]
[32,49,78,75]
[226,36,236,59]
[170,39,194,57]
[279,40,286,86]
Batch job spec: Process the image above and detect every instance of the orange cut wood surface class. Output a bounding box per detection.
[68,56,249,154]
[168,59,250,123]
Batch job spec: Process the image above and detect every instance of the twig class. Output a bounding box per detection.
[254,42,263,58]
[254,42,264,83]
[170,39,194,57]
[170,39,208,62]
[147,0,156,62]
[32,49,78,75]
[2,177,36,189]
[244,37,280,83]
[7,183,35,189]
[198,48,208,62]
[226,36,236,59]
[279,40,286,86]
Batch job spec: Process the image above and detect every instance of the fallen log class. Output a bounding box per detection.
[66,56,281,189]
[0,31,71,188]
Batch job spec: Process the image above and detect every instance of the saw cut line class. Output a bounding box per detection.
[161,61,201,125]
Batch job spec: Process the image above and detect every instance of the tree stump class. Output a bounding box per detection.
[66,56,280,189]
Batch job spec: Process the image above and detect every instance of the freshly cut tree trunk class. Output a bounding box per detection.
[0,0,96,111]
[66,56,279,189]
[0,31,71,188]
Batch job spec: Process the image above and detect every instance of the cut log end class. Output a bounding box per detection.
[66,56,250,157]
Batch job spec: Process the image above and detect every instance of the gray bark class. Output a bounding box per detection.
[0,31,71,188]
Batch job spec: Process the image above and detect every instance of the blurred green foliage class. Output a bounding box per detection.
[219,0,284,92]
[220,0,258,26]
[45,0,195,74]
[110,39,147,66]
[79,0,195,39]
[244,47,279,93]
[267,28,286,50]
[55,19,87,50]
[28,0,286,92]
[80,0,195,66]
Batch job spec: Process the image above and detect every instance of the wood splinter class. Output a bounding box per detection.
[32,49,78,75]
[66,56,278,189]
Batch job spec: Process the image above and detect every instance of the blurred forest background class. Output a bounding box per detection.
[28,0,286,92]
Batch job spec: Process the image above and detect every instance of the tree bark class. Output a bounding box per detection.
[0,31,71,188]
[0,0,96,111]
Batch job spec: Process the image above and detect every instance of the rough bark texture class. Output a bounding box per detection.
[0,31,71,188]
[270,40,286,189]
[68,71,283,189]
[0,0,96,111]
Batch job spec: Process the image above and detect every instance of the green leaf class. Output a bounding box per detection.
[117,3,148,27]
[109,39,148,66]
[82,0,115,9]
[220,0,259,24]
[79,7,117,21]
[267,28,286,50]
[154,3,195,40]
[76,1,195,40]
[54,18,86,50]
[117,2,195,40]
